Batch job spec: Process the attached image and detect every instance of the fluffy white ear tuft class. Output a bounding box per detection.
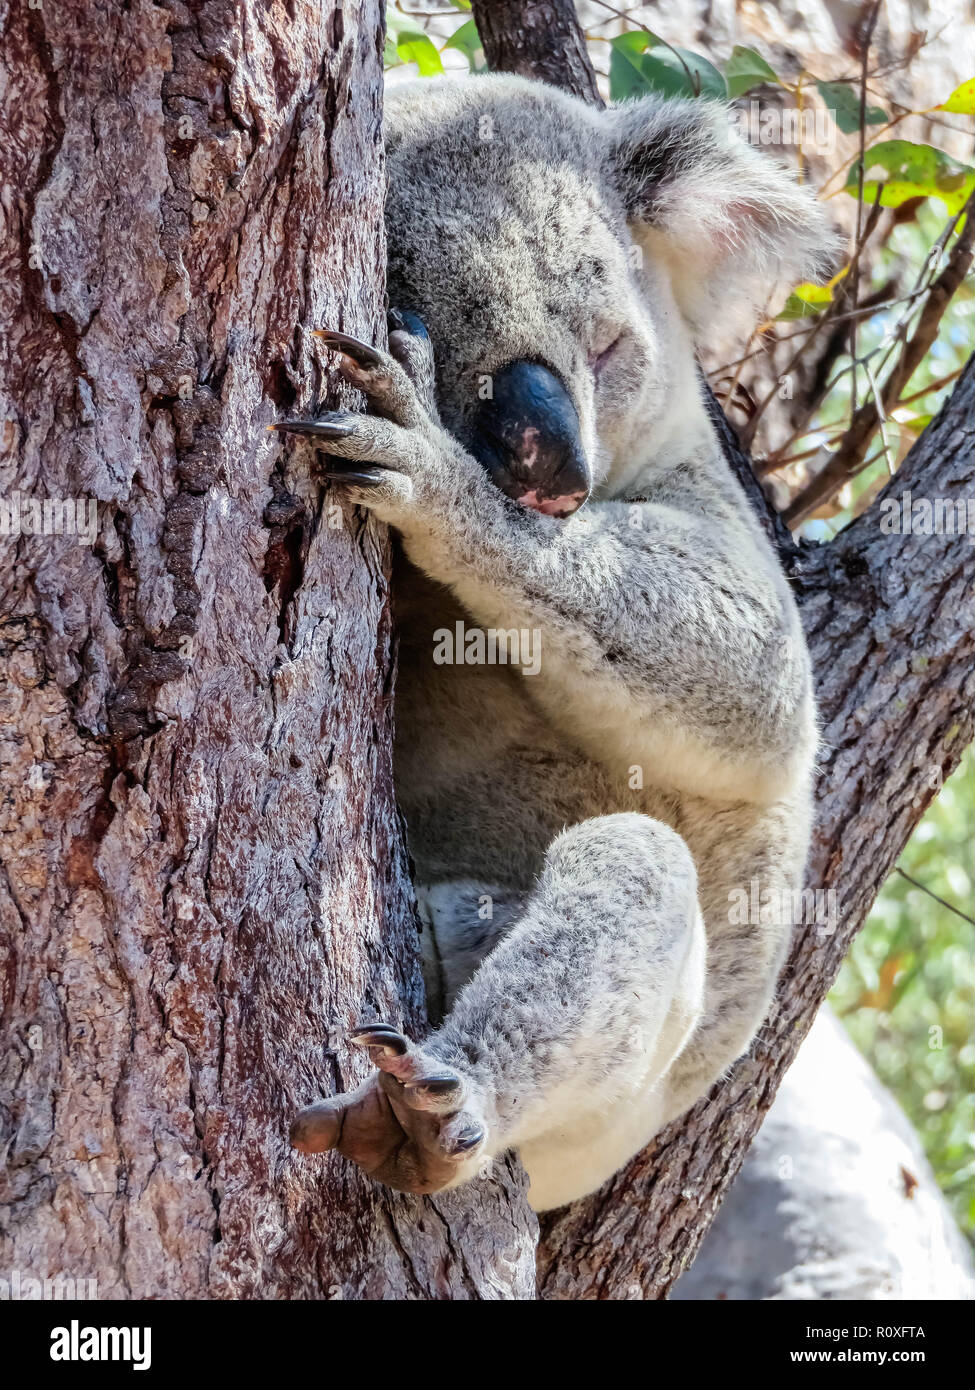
[609,96,839,341]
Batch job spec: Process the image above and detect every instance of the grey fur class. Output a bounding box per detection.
[292,75,831,1211]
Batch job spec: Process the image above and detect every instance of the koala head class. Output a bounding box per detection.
[384,75,833,514]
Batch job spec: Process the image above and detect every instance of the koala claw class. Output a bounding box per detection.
[446,1124,486,1156]
[349,1023,410,1057]
[291,1024,489,1195]
[271,325,472,520]
[387,307,428,340]
[319,465,387,487]
[312,328,384,369]
[313,326,405,406]
[404,1073,463,1093]
[272,416,359,440]
[272,418,394,489]
[387,308,436,406]
[349,1020,408,1039]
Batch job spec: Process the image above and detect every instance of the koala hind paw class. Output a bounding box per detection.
[290,1022,489,1195]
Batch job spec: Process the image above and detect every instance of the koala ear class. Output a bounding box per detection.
[609,97,837,340]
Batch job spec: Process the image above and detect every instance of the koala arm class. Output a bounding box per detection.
[396,452,814,806]
[279,337,813,805]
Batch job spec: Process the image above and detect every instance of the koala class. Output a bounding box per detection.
[286,75,832,1212]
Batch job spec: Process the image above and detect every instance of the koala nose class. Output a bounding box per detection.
[466,361,591,517]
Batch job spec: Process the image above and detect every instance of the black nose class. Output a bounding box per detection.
[466,361,591,517]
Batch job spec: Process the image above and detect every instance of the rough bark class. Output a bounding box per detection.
[0,0,535,1300]
[470,0,602,105]
[470,0,975,1299]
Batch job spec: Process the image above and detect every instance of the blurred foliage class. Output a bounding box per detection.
[831,746,975,1244]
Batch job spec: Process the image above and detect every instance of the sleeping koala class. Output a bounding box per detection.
[286,75,831,1212]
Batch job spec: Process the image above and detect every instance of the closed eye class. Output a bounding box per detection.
[589,335,622,382]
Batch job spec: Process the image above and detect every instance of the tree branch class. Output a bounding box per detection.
[701,374,799,570]
[469,0,603,105]
[0,0,536,1301]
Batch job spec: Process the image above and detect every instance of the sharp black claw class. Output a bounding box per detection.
[313,329,384,368]
[447,1125,484,1155]
[273,417,356,440]
[321,466,385,486]
[404,1074,461,1095]
[349,1026,409,1055]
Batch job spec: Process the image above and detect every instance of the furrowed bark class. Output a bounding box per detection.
[0,0,535,1300]
[473,0,975,1300]
[470,0,603,105]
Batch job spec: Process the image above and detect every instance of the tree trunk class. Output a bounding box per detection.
[471,0,602,105]
[0,0,535,1300]
[469,0,975,1299]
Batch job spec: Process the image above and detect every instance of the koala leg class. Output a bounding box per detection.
[416,880,529,1024]
[293,813,706,1209]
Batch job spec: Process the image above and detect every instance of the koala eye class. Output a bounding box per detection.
[589,335,622,383]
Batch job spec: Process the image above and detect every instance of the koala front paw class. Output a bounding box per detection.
[290,1023,489,1197]
[272,324,477,526]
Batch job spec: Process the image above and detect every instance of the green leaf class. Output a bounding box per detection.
[444,18,483,69]
[776,265,849,321]
[939,77,975,114]
[845,140,975,214]
[725,45,779,99]
[777,281,836,321]
[395,30,444,77]
[383,34,400,68]
[642,45,728,101]
[609,32,654,102]
[816,81,887,134]
[609,31,726,101]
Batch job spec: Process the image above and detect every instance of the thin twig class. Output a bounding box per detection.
[849,1,883,417]
[895,365,965,407]
[708,286,935,381]
[895,868,975,929]
[784,191,975,525]
[759,430,849,474]
[777,209,970,486]
[862,358,897,474]
[740,193,883,448]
